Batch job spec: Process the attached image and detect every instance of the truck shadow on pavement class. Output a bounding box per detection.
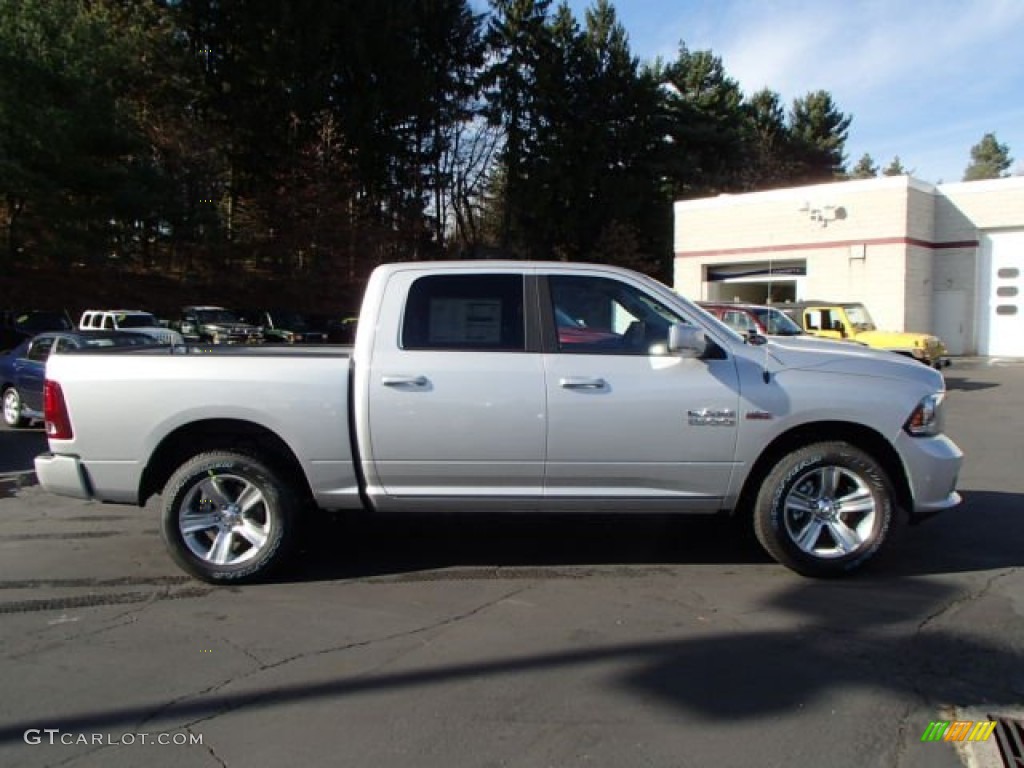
[287,487,1024,582]
[291,512,772,582]
[943,375,1000,392]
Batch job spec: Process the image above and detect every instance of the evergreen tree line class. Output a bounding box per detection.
[0,0,892,285]
[849,131,1014,183]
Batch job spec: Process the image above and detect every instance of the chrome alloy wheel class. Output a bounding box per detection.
[178,474,271,566]
[781,465,878,559]
[3,388,23,427]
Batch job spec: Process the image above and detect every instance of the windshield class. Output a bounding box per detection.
[195,310,241,324]
[116,313,158,328]
[843,304,876,330]
[15,312,72,332]
[753,307,804,336]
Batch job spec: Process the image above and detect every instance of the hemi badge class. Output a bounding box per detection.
[746,411,773,420]
[687,408,736,426]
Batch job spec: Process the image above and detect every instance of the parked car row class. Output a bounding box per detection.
[697,299,950,368]
[170,307,355,344]
[3,305,359,353]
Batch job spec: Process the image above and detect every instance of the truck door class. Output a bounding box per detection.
[364,271,546,509]
[540,273,740,509]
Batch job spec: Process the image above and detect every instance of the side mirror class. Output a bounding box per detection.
[668,323,707,358]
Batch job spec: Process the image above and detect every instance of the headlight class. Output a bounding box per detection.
[904,392,944,436]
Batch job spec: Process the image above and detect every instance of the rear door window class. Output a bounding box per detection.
[27,337,55,362]
[402,274,526,352]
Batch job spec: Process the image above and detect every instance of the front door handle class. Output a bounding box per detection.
[559,377,606,389]
[381,375,429,387]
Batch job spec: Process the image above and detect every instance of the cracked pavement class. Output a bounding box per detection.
[1,359,1022,768]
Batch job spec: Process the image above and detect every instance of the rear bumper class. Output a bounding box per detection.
[34,453,93,500]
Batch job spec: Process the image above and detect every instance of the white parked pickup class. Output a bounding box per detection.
[79,310,184,346]
[37,262,962,583]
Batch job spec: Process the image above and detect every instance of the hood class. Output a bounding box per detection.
[762,335,945,389]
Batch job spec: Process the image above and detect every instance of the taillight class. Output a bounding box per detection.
[43,379,74,440]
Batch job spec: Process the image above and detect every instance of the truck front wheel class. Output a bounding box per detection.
[753,442,898,577]
[161,451,296,583]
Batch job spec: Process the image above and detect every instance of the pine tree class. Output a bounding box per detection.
[963,133,1013,180]
[851,153,879,179]
[788,90,852,182]
[882,156,908,176]
[742,88,791,189]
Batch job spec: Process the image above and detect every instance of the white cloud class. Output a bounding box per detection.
[708,0,1024,102]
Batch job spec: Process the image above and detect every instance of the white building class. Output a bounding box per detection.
[673,175,1024,356]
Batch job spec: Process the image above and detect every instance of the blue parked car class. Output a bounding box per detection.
[1,331,156,428]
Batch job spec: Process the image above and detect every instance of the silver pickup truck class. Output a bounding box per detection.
[35,261,962,583]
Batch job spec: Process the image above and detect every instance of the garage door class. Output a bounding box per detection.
[979,231,1024,357]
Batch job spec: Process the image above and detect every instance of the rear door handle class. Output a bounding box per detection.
[559,377,606,389]
[381,375,429,387]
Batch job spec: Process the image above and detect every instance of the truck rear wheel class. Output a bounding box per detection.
[753,441,898,577]
[161,451,296,583]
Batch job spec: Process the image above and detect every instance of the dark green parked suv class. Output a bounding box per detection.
[234,309,330,344]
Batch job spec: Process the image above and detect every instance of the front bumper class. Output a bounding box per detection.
[894,431,963,521]
[34,453,93,500]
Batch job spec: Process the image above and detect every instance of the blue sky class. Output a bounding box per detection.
[561,0,1024,183]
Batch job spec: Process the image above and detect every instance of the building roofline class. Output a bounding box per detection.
[673,175,941,212]
[937,175,1024,193]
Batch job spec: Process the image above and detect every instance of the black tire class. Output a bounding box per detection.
[2,386,28,428]
[161,451,296,584]
[753,441,899,577]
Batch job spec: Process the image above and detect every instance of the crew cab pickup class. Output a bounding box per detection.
[34,262,962,583]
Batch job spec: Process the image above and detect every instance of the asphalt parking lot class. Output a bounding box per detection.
[1,358,1022,768]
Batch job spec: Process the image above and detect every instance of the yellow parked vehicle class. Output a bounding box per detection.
[778,301,950,368]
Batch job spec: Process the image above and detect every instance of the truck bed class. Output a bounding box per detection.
[41,345,359,508]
